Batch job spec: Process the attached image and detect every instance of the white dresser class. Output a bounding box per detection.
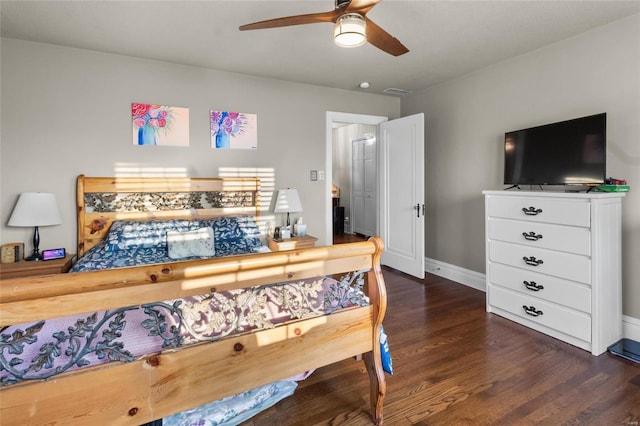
[483,190,625,355]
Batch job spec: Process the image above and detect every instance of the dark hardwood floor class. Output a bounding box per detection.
[333,233,370,244]
[246,238,640,425]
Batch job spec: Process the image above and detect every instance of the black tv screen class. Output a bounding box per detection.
[504,113,606,186]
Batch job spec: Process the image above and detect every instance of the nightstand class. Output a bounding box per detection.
[268,235,318,252]
[0,255,74,279]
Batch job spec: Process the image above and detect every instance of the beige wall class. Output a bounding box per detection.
[0,38,400,251]
[402,14,640,318]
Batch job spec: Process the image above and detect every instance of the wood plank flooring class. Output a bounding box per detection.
[246,248,640,425]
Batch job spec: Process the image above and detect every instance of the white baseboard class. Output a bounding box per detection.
[425,257,486,292]
[424,257,640,342]
[623,315,640,342]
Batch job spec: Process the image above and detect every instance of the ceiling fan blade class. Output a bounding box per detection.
[345,0,381,14]
[365,17,409,56]
[239,10,340,31]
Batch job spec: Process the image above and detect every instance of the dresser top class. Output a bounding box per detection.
[482,190,626,199]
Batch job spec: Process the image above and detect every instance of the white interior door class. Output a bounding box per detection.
[351,139,365,235]
[379,113,425,278]
[351,136,377,237]
[363,139,377,235]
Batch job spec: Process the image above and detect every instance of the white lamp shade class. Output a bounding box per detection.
[8,192,62,227]
[274,189,303,214]
[334,13,366,48]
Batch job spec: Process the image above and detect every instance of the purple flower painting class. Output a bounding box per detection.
[210,111,257,149]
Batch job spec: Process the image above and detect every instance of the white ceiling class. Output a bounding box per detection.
[2,1,639,96]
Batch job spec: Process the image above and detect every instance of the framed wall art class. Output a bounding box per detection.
[132,103,189,147]
[210,111,257,150]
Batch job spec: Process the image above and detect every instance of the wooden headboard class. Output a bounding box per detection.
[76,175,260,257]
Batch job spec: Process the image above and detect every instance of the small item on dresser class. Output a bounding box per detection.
[1,242,24,263]
[294,217,307,236]
[41,247,66,261]
[605,177,627,185]
[597,177,630,192]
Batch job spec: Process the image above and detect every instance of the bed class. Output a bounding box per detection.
[0,175,388,425]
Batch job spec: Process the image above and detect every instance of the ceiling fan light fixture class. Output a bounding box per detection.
[334,13,366,48]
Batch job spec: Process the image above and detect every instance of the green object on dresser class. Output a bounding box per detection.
[596,184,629,192]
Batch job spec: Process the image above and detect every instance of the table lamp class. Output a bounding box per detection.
[8,192,62,261]
[274,189,303,229]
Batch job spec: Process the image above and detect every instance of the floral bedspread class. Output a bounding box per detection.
[70,216,270,272]
[0,271,369,386]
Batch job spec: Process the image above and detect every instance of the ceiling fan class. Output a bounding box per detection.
[239,0,409,57]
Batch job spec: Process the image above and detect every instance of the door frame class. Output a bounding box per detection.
[325,112,388,245]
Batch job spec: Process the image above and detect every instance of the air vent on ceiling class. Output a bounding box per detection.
[383,88,412,96]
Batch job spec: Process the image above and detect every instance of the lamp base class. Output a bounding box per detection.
[25,225,42,261]
[25,252,41,261]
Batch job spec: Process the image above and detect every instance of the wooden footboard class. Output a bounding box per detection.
[0,239,387,425]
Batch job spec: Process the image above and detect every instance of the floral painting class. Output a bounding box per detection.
[132,103,189,147]
[210,111,257,150]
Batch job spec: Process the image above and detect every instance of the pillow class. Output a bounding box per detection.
[380,324,394,375]
[167,227,215,259]
[106,219,192,252]
[205,216,266,254]
[104,216,265,255]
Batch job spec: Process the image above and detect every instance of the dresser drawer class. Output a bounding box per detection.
[489,240,591,284]
[489,262,591,313]
[489,285,591,342]
[488,196,590,227]
[488,218,591,256]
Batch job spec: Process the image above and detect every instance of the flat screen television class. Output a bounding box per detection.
[504,113,606,186]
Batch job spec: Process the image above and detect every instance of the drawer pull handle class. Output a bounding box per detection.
[522,206,543,216]
[522,256,543,266]
[523,280,544,291]
[522,231,543,241]
[523,305,543,317]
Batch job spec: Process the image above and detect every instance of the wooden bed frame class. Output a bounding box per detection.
[76,174,263,257]
[0,175,388,425]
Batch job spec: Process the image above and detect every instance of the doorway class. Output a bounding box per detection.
[332,124,377,238]
[326,111,425,279]
[325,112,388,246]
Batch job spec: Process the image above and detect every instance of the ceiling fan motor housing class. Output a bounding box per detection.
[334,13,367,47]
[336,0,351,9]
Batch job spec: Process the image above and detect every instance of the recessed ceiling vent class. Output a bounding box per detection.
[383,88,412,96]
